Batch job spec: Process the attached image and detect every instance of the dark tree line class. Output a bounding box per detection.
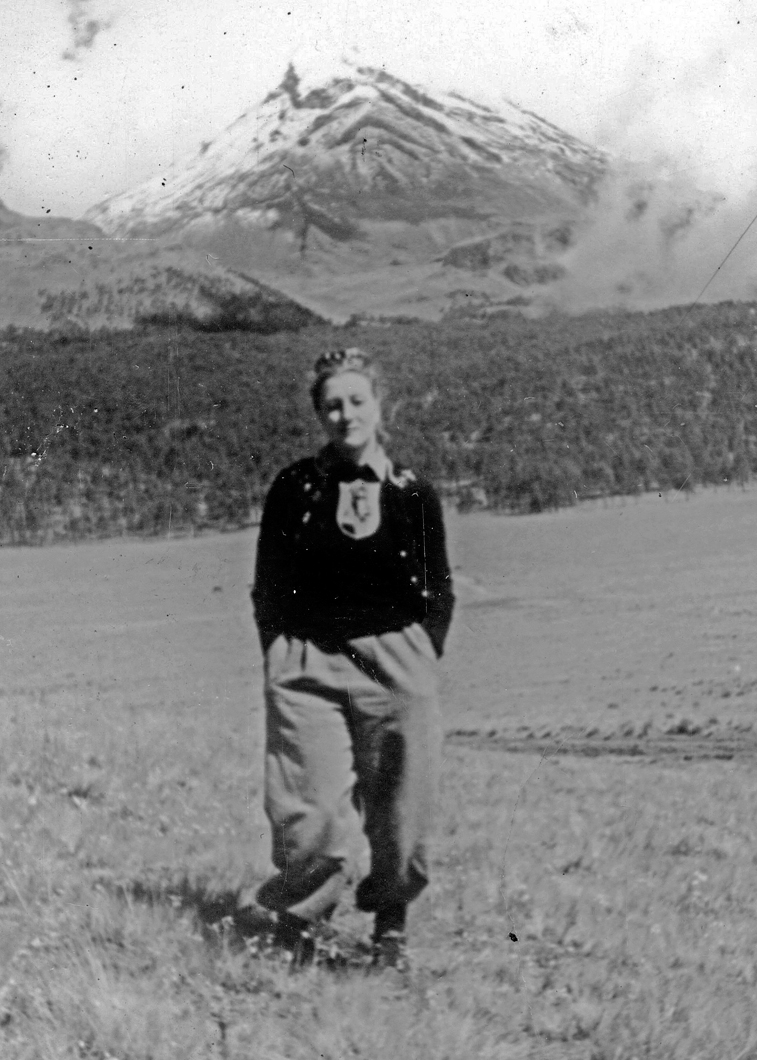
[1,300,756,542]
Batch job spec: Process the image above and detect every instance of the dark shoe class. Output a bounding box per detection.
[372,903,409,971]
[273,913,316,968]
[371,930,409,971]
[373,902,407,940]
[233,902,275,940]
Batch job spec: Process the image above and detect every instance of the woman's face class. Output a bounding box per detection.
[317,371,382,456]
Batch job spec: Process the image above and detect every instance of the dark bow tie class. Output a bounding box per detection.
[334,463,381,483]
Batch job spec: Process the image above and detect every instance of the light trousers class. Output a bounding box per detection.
[256,623,442,923]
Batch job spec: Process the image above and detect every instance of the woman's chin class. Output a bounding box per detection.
[333,436,365,455]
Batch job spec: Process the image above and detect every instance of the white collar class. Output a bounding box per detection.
[319,444,392,482]
[358,445,391,482]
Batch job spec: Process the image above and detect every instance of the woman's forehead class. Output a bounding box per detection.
[320,371,376,399]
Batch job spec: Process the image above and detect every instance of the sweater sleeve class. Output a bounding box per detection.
[251,470,296,652]
[412,479,455,657]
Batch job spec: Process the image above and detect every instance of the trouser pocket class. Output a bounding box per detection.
[264,633,290,682]
[405,621,438,662]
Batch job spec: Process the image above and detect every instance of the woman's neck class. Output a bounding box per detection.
[334,437,384,467]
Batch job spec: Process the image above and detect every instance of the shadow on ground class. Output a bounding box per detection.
[112,877,377,969]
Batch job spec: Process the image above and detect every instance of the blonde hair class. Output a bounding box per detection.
[310,348,383,411]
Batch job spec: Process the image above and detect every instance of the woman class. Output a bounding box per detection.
[251,348,454,967]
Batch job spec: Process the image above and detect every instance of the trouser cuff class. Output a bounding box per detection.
[256,858,350,922]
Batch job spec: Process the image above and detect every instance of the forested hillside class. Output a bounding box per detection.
[1,300,756,542]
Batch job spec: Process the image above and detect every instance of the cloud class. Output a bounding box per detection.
[546,165,757,313]
[0,100,6,179]
[538,4,757,312]
[590,5,757,203]
[62,1,113,61]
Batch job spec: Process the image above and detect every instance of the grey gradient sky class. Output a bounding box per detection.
[1,0,755,218]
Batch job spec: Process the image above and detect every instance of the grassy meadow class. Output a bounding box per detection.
[2,485,757,1059]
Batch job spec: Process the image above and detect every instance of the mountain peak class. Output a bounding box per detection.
[262,52,367,108]
[83,63,607,321]
[88,61,605,222]
[260,60,507,125]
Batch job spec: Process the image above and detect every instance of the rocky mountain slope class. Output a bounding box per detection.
[0,200,321,331]
[85,63,608,321]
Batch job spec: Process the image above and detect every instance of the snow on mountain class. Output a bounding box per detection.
[84,63,607,320]
[87,62,604,238]
[90,63,602,237]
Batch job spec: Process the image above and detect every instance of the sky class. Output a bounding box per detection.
[0,0,755,222]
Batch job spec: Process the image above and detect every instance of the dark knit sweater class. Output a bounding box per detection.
[252,449,455,656]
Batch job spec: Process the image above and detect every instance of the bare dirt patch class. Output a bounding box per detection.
[448,726,757,761]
